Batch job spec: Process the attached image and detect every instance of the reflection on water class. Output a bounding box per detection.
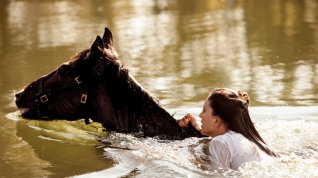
[0,0,317,177]
[1,0,317,107]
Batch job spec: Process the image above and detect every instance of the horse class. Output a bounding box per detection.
[15,27,203,140]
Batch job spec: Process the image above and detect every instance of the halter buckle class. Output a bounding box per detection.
[40,95,48,103]
[80,93,87,104]
[75,76,82,84]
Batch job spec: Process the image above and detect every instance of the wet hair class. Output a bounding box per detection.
[208,88,277,157]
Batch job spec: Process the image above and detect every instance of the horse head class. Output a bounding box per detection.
[15,27,203,139]
[15,28,115,120]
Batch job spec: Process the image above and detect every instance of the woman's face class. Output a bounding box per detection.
[199,99,218,136]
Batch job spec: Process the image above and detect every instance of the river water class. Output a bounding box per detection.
[0,0,317,177]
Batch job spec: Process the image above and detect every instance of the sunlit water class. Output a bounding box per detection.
[5,107,318,178]
[1,0,318,177]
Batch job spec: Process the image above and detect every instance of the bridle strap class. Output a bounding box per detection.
[37,75,84,103]
[34,75,89,119]
[79,86,91,124]
[80,93,88,104]
[39,95,49,103]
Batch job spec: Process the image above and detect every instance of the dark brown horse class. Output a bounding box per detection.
[15,27,203,140]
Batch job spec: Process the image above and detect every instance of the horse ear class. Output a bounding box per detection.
[90,35,104,57]
[87,36,106,77]
[102,27,113,48]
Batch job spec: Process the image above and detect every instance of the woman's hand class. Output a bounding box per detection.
[178,114,191,128]
[178,113,201,131]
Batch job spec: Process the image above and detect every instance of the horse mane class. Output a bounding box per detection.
[108,64,162,111]
[63,47,201,139]
[69,49,90,63]
[100,56,187,138]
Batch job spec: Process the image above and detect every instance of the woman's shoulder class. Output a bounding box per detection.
[209,131,264,170]
[208,131,236,152]
[211,131,252,152]
[212,131,241,143]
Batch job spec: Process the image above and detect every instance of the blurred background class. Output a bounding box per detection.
[0,0,317,177]
[1,0,317,107]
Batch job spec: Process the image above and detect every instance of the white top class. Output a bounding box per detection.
[208,131,265,170]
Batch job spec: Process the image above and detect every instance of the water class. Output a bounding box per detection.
[5,107,318,178]
[0,0,317,177]
[71,107,318,178]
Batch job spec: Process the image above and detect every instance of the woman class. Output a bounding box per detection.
[178,88,277,170]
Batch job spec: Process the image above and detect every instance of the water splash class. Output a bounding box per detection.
[75,106,318,178]
[8,107,318,177]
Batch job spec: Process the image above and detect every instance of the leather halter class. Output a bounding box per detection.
[33,75,89,119]
[38,76,87,103]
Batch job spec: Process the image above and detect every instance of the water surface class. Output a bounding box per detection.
[0,0,317,177]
